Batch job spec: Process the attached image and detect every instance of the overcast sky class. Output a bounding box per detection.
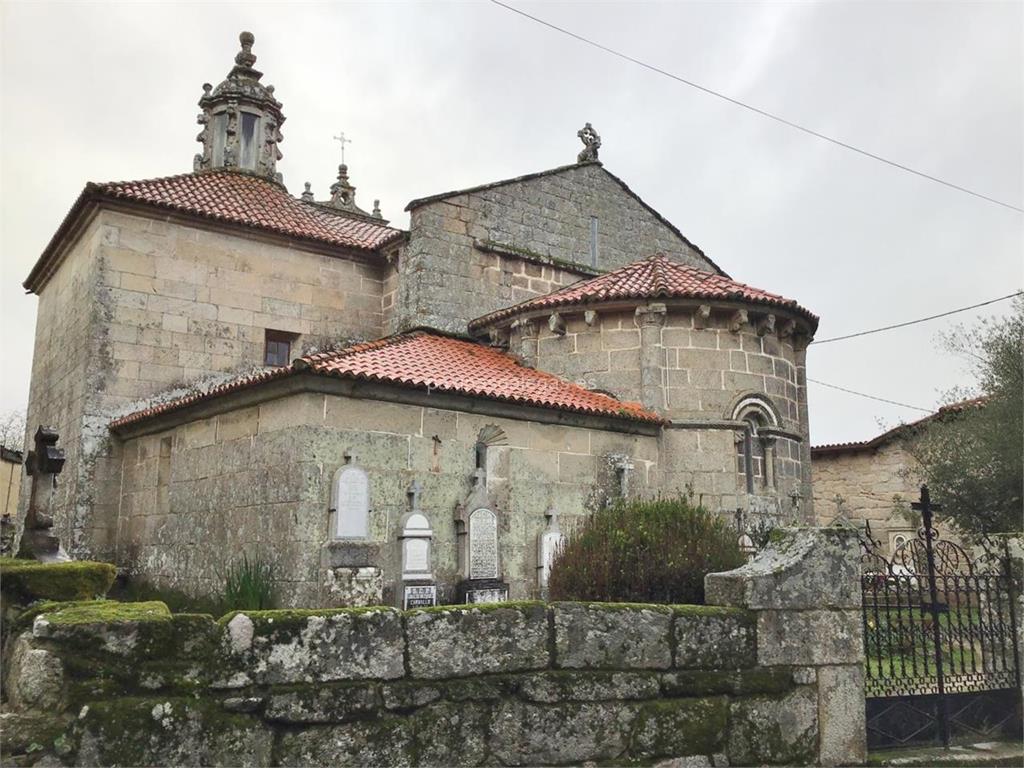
[1,1,1021,446]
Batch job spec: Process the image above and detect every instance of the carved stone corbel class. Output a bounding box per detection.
[756,313,776,337]
[512,319,539,368]
[778,319,796,339]
[584,309,599,327]
[693,304,712,330]
[729,310,748,333]
[548,312,566,336]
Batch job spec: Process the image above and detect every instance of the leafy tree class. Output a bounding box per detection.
[910,297,1023,533]
[0,410,26,452]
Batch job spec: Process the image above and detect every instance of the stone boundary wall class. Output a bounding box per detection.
[2,528,866,767]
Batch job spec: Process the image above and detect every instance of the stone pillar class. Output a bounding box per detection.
[793,339,814,522]
[512,319,539,369]
[705,527,866,766]
[635,302,667,412]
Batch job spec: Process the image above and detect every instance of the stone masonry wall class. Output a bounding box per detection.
[112,390,659,606]
[812,444,920,534]
[2,528,868,766]
[21,207,388,563]
[516,304,812,519]
[4,601,823,767]
[398,162,715,334]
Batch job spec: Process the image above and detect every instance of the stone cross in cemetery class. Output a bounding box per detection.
[18,426,69,562]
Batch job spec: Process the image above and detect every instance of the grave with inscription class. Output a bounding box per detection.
[330,455,369,539]
[454,469,509,603]
[398,480,436,608]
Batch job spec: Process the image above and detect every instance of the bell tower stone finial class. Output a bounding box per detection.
[194,31,286,183]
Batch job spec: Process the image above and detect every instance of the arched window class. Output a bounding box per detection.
[736,413,767,494]
[731,396,778,495]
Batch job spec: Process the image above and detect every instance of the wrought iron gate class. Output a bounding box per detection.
[860,487,1022,750]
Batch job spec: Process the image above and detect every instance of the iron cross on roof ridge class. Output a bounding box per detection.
[332,131,352,165]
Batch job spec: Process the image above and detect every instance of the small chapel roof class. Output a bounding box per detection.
[109,330,662,431]
[469,253,819,331]
[24,171,405,293]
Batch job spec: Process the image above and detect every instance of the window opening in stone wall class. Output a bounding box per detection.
[239,112,259,170]
[211,112,228,166]
[264,329,297,367]
[736,414,766,494]
[589,216,599,266]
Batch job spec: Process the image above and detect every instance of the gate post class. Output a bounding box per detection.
[706,526,866,766]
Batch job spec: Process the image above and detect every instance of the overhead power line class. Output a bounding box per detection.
[811,291,1022,345]
[807,377,933,413]
[489,0,1024,214]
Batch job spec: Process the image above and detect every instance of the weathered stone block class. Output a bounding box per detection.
[219,608,404,685]
[490,700,633,765]
[705,528,861,611]
[518,670,660,703]
[6,634,65,711]
[412,701,491,767]
[553,603,672,670]
[264,682,380,723]
[631,696,728,760]
[406,603,548,679]
[276,716,413,767]
[817,664,867,766]
[660,667,793,697]
[75,697,273,768]
[756,609,863,666]
[727,686,818,766]
[673,607,756,669]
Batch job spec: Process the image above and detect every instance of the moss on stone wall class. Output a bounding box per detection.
[0,557,116,603]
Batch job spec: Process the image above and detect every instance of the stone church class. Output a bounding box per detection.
[19,32,818,607]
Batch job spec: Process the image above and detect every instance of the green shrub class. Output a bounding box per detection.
[222,553,277,611]
[547,497,745,604]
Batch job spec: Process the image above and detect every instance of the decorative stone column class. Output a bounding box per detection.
[793,337,814,522]
[705,527,866,766]
[635,302,667,412]
[512,319,539,369]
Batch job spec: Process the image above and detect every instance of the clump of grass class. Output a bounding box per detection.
[547,496,745,605]
[222,553,277,611]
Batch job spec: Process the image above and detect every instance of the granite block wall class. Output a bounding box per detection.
[112,391,660,606]
[398,162,716,334]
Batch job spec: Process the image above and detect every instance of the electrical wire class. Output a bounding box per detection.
[488,0,1024,214]
[807,378,933,413]
[811,291,1022,345]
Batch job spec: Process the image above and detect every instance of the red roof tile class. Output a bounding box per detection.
[109,331,662,430]
[25,170,404,292]
[96,171,404,251]
[469,254,818,330]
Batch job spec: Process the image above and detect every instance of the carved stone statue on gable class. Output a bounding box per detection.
[577,122,601,163]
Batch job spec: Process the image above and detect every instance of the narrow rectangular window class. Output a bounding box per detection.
[211,113,228,166]
[240,112,259,170]
[589,216,599,266]
[264,329,296,367]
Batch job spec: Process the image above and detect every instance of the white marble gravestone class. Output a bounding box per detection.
[536,508,566,593]
[468,508,499,580]
[400,511,433,581]
[330,462,369,539]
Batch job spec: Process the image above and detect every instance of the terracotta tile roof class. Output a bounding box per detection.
[811,398,987,455]
[469,253,818,330]
[25,170,405,293]
[109,330,662,430]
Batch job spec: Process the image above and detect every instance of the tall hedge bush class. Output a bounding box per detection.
[547,497,745,604]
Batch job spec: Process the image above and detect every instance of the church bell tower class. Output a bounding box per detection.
[194,31,285,182]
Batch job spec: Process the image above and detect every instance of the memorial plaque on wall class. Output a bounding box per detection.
[468,508,499,580]
[333,466,369,538]
[404,584,437,609]
[466,586,508,604]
